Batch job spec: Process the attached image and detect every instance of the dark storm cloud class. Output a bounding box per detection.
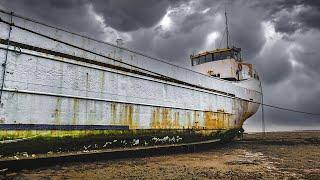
[273,14,301,35]
[126,0,220,64]
[178,12,211,33]
[91,0,188,32]
[226,1,266,60]
[289,30,320,87]
[254,41,292,85]
[1,0,190,35]
[298,6,320,30]
[258,0,320,34]
[0,0,105,38]
[293,42,320,77]
[128,0,267,65]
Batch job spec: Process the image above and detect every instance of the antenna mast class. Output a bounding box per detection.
[225,8,229,48]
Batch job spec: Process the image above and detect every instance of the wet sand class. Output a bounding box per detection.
[2,131,320,179]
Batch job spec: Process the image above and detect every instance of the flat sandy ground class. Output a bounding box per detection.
[2,131,320,179]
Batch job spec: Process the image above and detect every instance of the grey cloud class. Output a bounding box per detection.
[297,6,320,30]
[91,0,189,32]
[154,26,173,39]
[259,0,320,34]
[246,70,319,130]
[294,48,320,76]
[178,12,211,33]
[129,0,267,64]
[257,29,320,126]
[126,0,223,64]
[127,23,210,66]
[1,0,105,39]
[191,0,267,60]
[228,5,266,60]
[0,0,190,36]
[254,41,292,85]
[292,30,320,78]
[273,14,301,35]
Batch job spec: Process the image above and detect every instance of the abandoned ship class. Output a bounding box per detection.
[0,9,261,153]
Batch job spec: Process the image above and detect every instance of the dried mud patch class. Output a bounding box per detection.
[3,131,320,179]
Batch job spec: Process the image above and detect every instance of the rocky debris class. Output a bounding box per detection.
[13,156,19,160]
[83,145,92,152]
[103,141,112,148]
[132,139,139,146]
[120,140,127,146]
[151,136,183,143]
[21,152,29,158]
[0,168,8,173]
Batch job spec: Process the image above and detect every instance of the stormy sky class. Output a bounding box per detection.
[0,0,319,131]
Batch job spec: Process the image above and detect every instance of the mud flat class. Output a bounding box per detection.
[1,131,319,179]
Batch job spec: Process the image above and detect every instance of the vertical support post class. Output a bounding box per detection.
[260,81,266,138]
[0,12,13,104]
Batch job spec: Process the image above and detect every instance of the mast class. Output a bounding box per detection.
[225,8,229,48]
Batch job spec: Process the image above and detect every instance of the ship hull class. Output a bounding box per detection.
[0,10,261,155]
[0,63,259,139]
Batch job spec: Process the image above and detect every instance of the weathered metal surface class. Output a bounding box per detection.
[0,10,261,140]
[192,59,239,80]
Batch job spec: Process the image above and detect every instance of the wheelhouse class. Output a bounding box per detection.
[190,47,242,66]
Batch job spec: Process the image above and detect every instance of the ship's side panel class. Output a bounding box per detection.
[0,47,246,130]
[0,48,237,112]
[1,92,242,130]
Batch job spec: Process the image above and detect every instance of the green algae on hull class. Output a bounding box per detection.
[0,129,241,157]
[0,129,232,141]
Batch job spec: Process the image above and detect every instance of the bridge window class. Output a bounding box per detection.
[199,55,206,64]
[206,54,213,62]
[191,48,242,66]
[214,51,232,61]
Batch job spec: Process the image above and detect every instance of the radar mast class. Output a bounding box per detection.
[225,8,229,48]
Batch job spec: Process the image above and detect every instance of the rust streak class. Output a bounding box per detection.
[71,98,79,125]
[110,102,117,125]
[53,97,61,124]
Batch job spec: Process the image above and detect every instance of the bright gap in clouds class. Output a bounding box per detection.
[202,8,210,14]
[159,11,172,30]
[206,32,219,49]
[262,21,280,41]
[262,21,299,68]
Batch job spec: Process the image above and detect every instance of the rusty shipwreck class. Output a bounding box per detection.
[0,9,261,154]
